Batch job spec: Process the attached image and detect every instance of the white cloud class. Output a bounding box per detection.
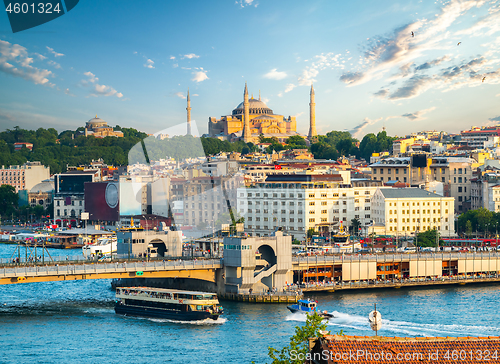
[236,0,258,7]
[144,59,155,69]
[64,88,75,97]
[83,71,98,83]
[192,68,209,82]
[263,68,287,80]
[82,71,124,98]
[34,53,46,61]
[170,56,176,60]
[350,117,383,139]
[401,106,437,121]
[175,92,186,99]
[298,67,319,85]
[48,60,61,69]
[182,53,200,59]
[277,92,283,97]
[284,83,296,93]
[0,39,54,86]
[46,46,64,57]
[338,0,488,88]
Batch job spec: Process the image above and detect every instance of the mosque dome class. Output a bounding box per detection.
[30,180,54,193]
[86,116,108,129]
[232,98,273,115]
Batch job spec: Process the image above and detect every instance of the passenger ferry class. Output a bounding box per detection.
[115,287,223,321]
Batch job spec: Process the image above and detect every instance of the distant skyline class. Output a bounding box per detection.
[0,0,499,139]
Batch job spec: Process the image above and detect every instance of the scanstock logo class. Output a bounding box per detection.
[3,0,79,33]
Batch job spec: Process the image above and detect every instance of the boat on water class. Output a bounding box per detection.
[287,299,334,319]
[115,287,223,321]
[82,236,117,257]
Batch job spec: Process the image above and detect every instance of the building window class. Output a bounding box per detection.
[309,218,315,223]
[458,187,462,192]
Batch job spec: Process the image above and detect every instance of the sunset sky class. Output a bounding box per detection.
[0,0,499,138]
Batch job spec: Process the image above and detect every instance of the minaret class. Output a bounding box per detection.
[242,83,251,143]
[308,84,317,139]
[186,89,192,136]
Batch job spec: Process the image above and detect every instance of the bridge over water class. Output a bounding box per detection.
[0,259,221,285]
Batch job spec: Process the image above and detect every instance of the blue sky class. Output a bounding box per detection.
[0,0,499,139]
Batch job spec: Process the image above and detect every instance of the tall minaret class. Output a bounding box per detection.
[242,83,251,143]
[308,84,317,139]
[186,88,192,136]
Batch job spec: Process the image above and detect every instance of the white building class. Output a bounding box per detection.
[371,188,455,237]
[237,174,380,241]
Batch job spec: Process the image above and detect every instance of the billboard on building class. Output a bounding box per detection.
[84,182,119,221]
[119,180,143,216]
[151,177,170,218]
[411,154,427,168]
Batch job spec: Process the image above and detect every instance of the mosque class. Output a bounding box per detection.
[76,116,124,138]
[198,84,317,143]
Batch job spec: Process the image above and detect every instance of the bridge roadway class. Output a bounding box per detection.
[0,259,222,285]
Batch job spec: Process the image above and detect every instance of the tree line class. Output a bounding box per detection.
[0,125,396,174]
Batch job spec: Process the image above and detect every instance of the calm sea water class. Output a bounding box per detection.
[1,244,500,363]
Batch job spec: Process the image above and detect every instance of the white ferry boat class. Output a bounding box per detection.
[82,236,117,257]
[115,287,223,321]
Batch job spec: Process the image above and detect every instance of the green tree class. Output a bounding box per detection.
[307,228,318,241]
[350,218,361,235]
[0,184,18,217]
[267,312,329,364]
[416,229,444,248]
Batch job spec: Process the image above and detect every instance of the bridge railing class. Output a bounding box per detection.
[0,258,223,278]
[292,251,500,264]
[0,254,221,268]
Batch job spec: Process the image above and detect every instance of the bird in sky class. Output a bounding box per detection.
[411,31,414,37]
[482,76,486,82]
[457,42,461,46]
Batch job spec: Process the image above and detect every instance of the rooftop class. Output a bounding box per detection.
[310,334,500,364]
[380,188,445,199]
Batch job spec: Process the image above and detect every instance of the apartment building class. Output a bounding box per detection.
[0,161,50,193]
[371,188,455,237]
[237,174,380,241]
[370,156,473,214]
[183,175,243,227]
[53,169,101,226]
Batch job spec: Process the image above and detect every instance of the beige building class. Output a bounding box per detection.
[370,156,473,214]
[0,161,50,193]
[371,188,455,236]
[79,116,124,138]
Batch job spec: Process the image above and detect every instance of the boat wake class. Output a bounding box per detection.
[148,316,227,325]
[286,310,500,337]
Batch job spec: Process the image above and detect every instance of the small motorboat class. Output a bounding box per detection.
[287,299,334,319]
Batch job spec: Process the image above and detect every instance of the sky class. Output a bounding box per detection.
[0,0,499,139]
